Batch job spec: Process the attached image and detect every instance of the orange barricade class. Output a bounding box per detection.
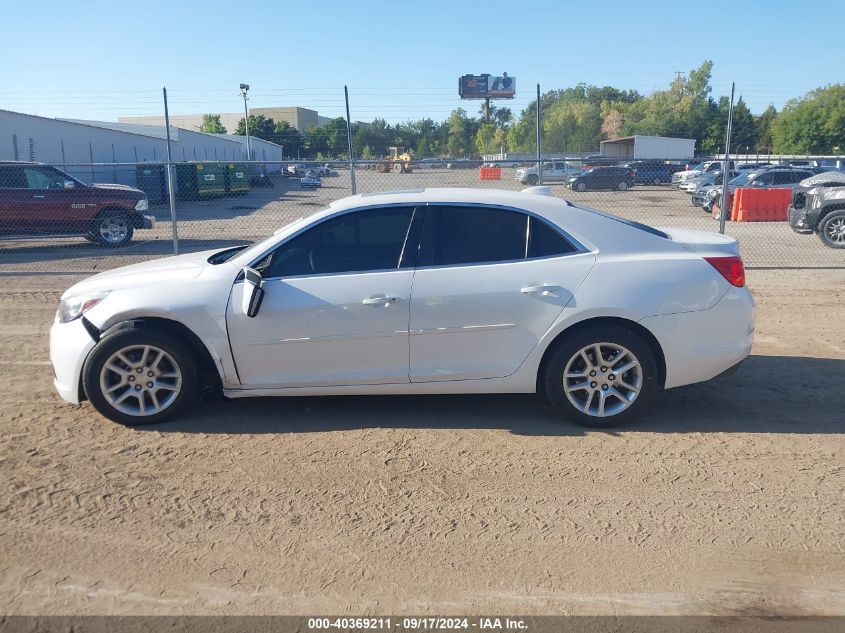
[732,187,792,222]
[479,166,502,181]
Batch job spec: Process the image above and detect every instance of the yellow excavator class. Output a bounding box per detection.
[373,146,414,173]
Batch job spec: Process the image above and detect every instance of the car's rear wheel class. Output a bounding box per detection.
[83,327,197,425]
[653,177,662,186]
[819,211,845,249]
[91,211,133,247]
[543,325,660,428]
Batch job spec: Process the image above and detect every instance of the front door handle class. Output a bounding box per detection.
[32,195,45,199]
[362,295,400,306]
[521,284,561,295]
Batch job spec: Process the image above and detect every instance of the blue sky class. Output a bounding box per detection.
[1,0,841,124]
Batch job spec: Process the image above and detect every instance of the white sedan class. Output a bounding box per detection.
[50,187,755,428]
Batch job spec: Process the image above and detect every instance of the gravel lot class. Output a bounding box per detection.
[0,264,843,616]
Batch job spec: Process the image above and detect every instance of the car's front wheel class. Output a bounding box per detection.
[819,210,845,249]
[91,211,134,247]
[575,181,587,192]
[83,327,197,425]
[543,325,660,428]
[526,174,539,186]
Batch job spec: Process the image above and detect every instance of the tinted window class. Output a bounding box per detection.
[0,166,27,189]
[753,172,774,186]
[260,207,414,277]
[528,217,577,258]
[420,206,527,266]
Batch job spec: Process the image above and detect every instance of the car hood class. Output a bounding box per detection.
[61,249,221,299]
[88,183,146,196]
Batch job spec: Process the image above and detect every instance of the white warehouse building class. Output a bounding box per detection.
[599,135,696,160]
[0,109,284,189]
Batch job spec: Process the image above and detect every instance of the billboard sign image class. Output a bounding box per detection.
[459,73,516,99]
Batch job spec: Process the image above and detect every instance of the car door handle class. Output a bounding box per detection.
[521,284,561,295]
[362,295,400,306]
[32,195,45,199]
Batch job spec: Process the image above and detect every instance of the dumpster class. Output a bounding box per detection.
[135,164,168,203]
[225,163,251,194]
[174,163,227,200]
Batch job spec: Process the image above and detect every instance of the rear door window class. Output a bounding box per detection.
[419,206,527,266]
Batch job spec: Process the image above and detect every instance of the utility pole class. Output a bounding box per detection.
[240,83,251,162]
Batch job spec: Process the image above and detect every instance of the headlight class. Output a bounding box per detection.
[57,291,110,323]
[135,198,149,211]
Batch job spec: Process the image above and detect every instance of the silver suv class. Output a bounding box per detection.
[789,171,845,248]
[515,161,583,186]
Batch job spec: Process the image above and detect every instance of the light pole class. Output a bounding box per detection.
[240,83,251,163]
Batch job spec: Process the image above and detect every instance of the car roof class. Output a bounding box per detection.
[328,187,574,214]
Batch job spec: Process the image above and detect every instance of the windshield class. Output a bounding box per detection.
[729,173,750,186]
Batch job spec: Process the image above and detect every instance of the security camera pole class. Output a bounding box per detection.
[240,83,252,163]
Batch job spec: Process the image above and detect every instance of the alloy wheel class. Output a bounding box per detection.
[99,216,129,244]
[563,342,643,417]
[99,344,182,416]
[825,217,845,244]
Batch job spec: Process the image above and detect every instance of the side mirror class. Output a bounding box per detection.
[241,266,265,318]
[63,180,76,189]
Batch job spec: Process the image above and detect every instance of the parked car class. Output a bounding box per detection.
[788,171,845,248]
[703,167,816,216]
[0,161,154,247]
[672,160,732,185]
[567,166,635,191]
[622,161,683,185]
[680,169,739,194]
[690,171,739,206]
[50,188,753,429]
[515,161,583,186]
[300,171,322,188]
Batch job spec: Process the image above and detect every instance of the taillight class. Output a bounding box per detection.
[704,256,745,287]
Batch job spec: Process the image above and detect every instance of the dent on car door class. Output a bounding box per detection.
[226,206,422,388]
[409,205,595,382]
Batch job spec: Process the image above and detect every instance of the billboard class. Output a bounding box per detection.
[459,73,516,99]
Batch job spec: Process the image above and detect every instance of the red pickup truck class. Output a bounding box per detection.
[0,162,154,247]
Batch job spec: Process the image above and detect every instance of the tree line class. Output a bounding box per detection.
[198,63,844,159]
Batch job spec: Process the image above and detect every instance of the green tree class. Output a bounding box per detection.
[754,105,778,152]
[273,120,303,157]
[199,114,226,134]
[235,114,276,141]
[772,85,845,154]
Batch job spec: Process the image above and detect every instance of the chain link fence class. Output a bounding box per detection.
[0,156,842,274]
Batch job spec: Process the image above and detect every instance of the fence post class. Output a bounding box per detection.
[345,85,356,195]
[535,83,543,185]
[719,82,735,235]
[162,87,180,255]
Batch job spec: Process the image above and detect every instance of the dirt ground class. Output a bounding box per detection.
[0,267,843,617]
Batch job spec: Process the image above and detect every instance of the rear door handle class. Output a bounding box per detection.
[521,284,561,295]
[32,195,45,199]
[362,295,400,306]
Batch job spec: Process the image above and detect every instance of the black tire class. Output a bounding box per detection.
[818,210,845,249]
[617,181,629,191]
[575,181,587,192]
[526,174,539,186]
[653,177,662,186]
[543,324,660,428]
[90,211,134,248]
[82,327,197,426]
